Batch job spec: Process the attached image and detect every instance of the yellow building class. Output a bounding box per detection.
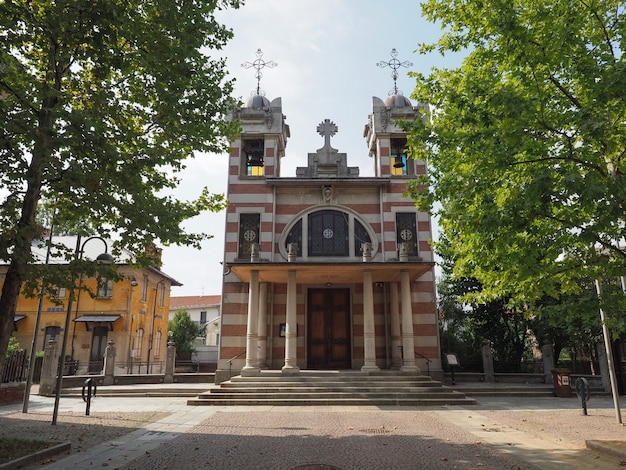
[4,236,181,375]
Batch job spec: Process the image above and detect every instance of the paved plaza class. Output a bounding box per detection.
[2,384,626,469]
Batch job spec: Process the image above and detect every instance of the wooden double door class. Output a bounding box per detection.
[307,288,351,369]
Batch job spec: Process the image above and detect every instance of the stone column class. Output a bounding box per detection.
[389,282,402,369]
[103,340,116,385]
[362,270,380,372]
[541,344,554,385]
[282,270,300,375]
[257,282,268,369]
[39,339,59,396]
[482,339,495,383]
[164,340,176,383]
[400,270,419,373]
[242,269,261,376]
[597,342,611,393]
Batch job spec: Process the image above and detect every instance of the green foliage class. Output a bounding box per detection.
[438,266,532,372]
[6,336,23,357]
[0,0,241,369]
[410,0,626,328]
[168,309,203,354]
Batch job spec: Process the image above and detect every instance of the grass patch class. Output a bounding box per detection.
[0,437,55,464]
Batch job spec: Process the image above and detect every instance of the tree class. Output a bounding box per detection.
[0,1,241,376]
[168,309,204,354]
[437,238,532,372]
[408,1,626,316]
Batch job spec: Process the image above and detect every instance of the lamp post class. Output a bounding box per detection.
[22,227,54,413]
[595,279,622,424]
[51,235,114,425]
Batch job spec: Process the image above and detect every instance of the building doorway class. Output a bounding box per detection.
[89,326,108,373]
[307,288,351,369]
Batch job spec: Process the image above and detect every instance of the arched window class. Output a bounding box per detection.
[284,209,373,259]
[309,210,348,256]
[354,219,371,257]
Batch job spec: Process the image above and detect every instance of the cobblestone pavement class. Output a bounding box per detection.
[2,387,626,470]
[123,408,540,470]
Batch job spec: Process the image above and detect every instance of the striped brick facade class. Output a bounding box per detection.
[215,94,441,383]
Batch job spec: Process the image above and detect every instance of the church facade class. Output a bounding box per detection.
[215,88,441,383]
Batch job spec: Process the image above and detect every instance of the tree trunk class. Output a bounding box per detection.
[0,85,55,375]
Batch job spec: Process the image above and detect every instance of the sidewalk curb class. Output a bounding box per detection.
[0,441,71,470]
[586,440,626,461]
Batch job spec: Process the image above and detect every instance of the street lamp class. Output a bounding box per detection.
[51,235,113,425]
[22,227,54,413]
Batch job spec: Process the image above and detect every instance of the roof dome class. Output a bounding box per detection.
[244,94,271,109]
[383,94,412,108]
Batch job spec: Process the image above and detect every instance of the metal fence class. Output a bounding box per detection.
[2,350,28,383]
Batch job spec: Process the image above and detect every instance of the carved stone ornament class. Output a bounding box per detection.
[381,108,391,130]
[265,108,274,129]
[322,185,333,204]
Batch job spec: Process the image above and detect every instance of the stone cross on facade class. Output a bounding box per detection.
[241,49,277,95]
[317,119,338,151]
[376,48,413,95]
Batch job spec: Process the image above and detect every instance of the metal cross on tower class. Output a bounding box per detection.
[376,48,413,95]
[242,49,278,95]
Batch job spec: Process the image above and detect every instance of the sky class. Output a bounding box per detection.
[161,0,466,296]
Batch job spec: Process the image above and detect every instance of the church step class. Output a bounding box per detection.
[201,389,462,398]
[229,374,433,383]
[453,385,554,398]
[188,396,477,406]
[208,386,449,394]
[221,380,442,389]
[189,373,477,406]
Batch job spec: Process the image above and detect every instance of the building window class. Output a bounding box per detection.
[285,210,375,259]
[154,331,162,359]
[200,311,207,324]
[238,213,261,258]
[135,328,144,358]
[141,275,148,302]
[391,137,410,176]
[396,213,418,255]
[285,219,303,257]
[158,283,165,308]
[51,286,66,299]
[308,210,349,257]
[354,219,372,257]
[43,326,61,350]
[242,138,265,177]
[97,278,114,299]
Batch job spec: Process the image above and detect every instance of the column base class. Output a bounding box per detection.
[400,365,420,374]
[281,365,300,375]
[361,364,380,373]
[241,366,261,377]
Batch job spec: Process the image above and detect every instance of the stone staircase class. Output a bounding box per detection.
[187,371,477,406]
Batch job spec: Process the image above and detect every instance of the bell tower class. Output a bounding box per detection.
[364,48,429,178]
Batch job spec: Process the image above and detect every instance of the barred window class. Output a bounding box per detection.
[238,213,261,258]
[308,210,348,257]
[396,213,418,255]
[97,278,114,299]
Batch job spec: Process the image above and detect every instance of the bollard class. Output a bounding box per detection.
[82,378,97,416]
[575,377,591,416]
